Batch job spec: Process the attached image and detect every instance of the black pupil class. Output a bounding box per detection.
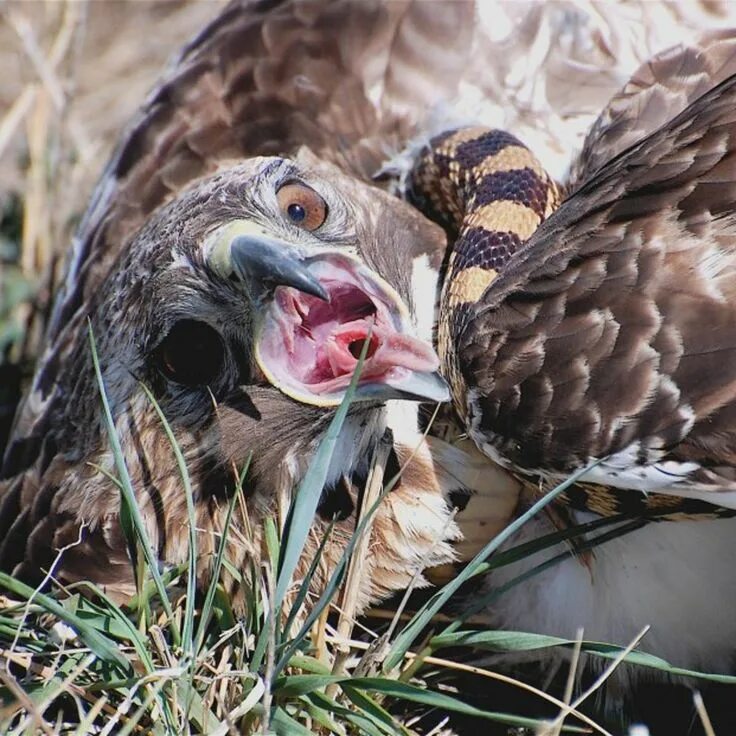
[287,202,306,223]
[158,319,224,386]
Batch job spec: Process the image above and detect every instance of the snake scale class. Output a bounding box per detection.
[410,126,734,522]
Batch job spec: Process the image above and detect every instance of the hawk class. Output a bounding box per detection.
[0,0,483,609]
[2,0,736,716]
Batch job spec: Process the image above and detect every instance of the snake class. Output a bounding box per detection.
[409,126,734,522]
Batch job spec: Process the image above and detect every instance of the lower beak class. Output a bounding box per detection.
[353,369,450,404]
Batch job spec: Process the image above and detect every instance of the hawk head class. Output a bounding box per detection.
[80,148,449,456]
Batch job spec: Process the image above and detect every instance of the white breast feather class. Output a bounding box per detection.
[486,511,736,687]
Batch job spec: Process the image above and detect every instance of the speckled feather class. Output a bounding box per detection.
[411,69,736,518]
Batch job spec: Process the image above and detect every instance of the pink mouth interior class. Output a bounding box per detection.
[258,262,439,398]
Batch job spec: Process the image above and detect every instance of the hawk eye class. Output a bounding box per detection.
[156,319,225,387]
[276,182,328,231]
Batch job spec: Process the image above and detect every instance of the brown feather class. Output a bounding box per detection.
[571,29,736,186]
[459,70,736,501]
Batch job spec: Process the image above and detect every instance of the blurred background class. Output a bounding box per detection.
[0,0,225,452]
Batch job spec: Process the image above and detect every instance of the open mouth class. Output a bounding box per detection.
[255,253,447,406]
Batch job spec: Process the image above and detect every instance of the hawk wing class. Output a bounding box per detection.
[570,30,736,185]
[461,57,736,506]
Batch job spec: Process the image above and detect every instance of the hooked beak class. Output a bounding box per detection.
[230,234,329,303]
[205,220,449,408]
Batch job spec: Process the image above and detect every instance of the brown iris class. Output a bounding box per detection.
[277,182,328,231]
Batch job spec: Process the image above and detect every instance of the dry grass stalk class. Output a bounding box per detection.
[0,0,80,162]
[541,626,651,735]
[324,633,612,736]
[330,440,390,685]
[693,691,717,736]
[549,628,585,736]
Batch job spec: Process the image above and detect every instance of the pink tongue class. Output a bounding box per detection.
[324,318,439,380]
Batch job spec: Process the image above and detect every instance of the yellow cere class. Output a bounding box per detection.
[203,219,273,278]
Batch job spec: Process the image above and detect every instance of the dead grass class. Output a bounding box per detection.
[0,0,225,367]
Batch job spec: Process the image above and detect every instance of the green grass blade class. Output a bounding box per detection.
[63,588,155,671]
[429,629,736,684]
[274,674,347,697]
[177,679,226,732]
[287,655,332,675]
[273,340,368,611]
[282,517,336,642]
[274,674,585,731]
[341,686,409,736]
[250,516,280,672]
[254,339,370,676]
[347,677,586,732]
[300,694,349,736]
[87,322,179,646]
[458,511,643,581]
[64,583,179,732]
[139,383,198,657]
[270,706,315,735]
[272,487,386,676]
[194,456,250,656]
[0,572,131,674]
[384,460,602,672]
[307,691,387,736]
[450,518,648,636]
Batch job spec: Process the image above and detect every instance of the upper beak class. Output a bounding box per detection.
[204,219,329,302]
[230,234,329,302]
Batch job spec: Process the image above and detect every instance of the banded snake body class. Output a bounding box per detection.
[410,125,736,522]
